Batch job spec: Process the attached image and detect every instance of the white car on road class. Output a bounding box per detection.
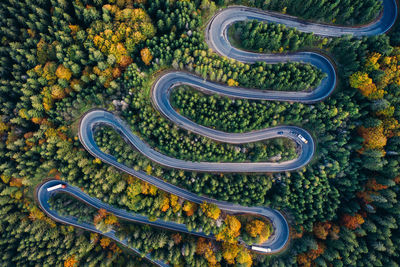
[298,134,308,144]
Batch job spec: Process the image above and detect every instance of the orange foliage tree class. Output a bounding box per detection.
[100,237,111,249]
[341,213,365,230]
[94,208,107,224]
[140,47,153,65]
[64,255,78,267]
[297,242,326,267]
[159,193,170,212]
[172,233,182,244]
[196,238,218,266]
[182,201,197,216]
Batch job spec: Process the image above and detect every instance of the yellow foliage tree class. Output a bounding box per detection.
[216,215,241,243]
[200,202,221,220]
[160,194,170,212]
[227,78,239,87]
[245,219,271,243]
[0,121,8,134]
[365,52,381,71]
[104,214,118,225]
[146,164,152,174]
[182,201,197,216]
[349,71,372,89]
[358,125,387,150]
[90,6,154,67]
[169,194,181,213]
[100,237,111,248]
[140,47,153,65]
[141,181,157,195]
[236,247,253,267]
[56,65,72,80]
[222,242,240,264]
[51,85,66,100]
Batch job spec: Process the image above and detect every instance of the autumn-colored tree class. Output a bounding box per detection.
[349,71,372,89]
[297,253,311,267]
[119,55,133,68]
[100,237,111,249]
[341,213,365,230]
[359,83,377,97]
[245,219,271,243]
[9,178,23,187]
[68,25,79,36]
[358,125,387,150]
[94,208,107,224]
[64,255,78,267]
[366,178,388,191]
[90,5,154,69]
[216,215,241,243]
[109,242,122,254]
[200,202,221,220]
[141,47,153,65]
[382,117,400,136]
[0,121,8,134]
[51,85,66,100]
[222,242,240,264]
[28,206,45,221]
[141,181,157,195]
[169,194,181,213]
[104,214,118,225]
[172,233,182,244]
[182,201,197,216]
[160,194,170,212]
[112,67,122,78]
[297,242,326,267]
[291,225,304,239]
[365,52,381,71]
[56,64,73,80]
[236,247,253,267]
[312,221,332,240]
[227,78,238,87]
[196,238,218,266]
[37,38,52,64]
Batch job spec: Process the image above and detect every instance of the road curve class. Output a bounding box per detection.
[79,110,313,172]
[36,0,397,265]
[36,180,169,267]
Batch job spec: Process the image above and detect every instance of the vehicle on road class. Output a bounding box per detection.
[277,131,284,135]
[298,134,308,144]
[251,246,272,253]
[46,184,66,192]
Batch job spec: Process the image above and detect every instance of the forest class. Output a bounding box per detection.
[0,0,399,266]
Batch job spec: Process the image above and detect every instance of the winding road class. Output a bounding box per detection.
[36,0,397,266]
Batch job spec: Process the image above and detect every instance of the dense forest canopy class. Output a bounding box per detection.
[1,0,400,266]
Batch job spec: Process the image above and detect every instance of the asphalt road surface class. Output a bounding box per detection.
[36,0,397,265]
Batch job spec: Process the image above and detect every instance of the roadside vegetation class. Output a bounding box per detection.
[223,0,382,25]
[0,0,399,266]
[50,192,271,266]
